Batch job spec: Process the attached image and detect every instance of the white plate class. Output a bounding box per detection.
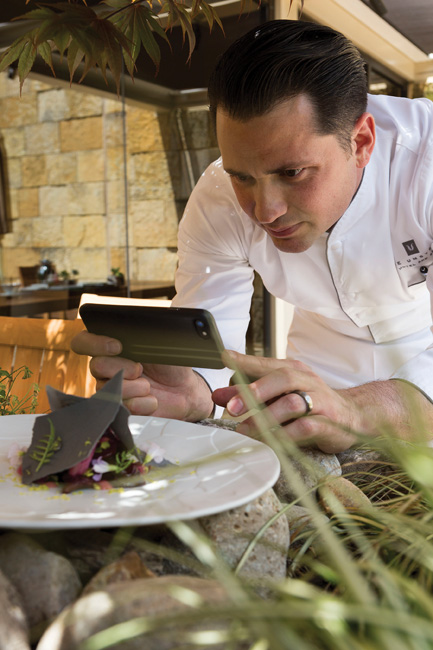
[0,414,280,530]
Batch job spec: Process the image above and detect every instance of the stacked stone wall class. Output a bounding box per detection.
[0,73,218,284]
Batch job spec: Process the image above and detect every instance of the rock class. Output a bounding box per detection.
[198,418,238,431]
[0,533,81,633]
[199,489,289,580]
[82,550,155,596]
[274,448,341,503]
[318,476,371,515]
[284,505,330,547]
[36,529,166,583]
[0,569,30,650]
[159,527,203,577]
[336,448,392,483]
[37,576,242,650]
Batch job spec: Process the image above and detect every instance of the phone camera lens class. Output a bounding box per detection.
[194,319,209,338]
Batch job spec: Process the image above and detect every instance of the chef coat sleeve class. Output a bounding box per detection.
[171,161,256,416]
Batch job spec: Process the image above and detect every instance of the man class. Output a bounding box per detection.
[72,20,433,452]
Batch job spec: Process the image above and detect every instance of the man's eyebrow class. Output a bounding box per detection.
[224,167,247,176]
[224,163,308,176]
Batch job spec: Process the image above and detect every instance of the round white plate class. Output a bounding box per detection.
[0,414,280,529]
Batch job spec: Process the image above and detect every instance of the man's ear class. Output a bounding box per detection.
[352,112,375,168]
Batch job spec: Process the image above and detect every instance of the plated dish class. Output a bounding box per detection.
[0,414,280,530]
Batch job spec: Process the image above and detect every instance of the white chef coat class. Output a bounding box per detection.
[172,93,433,408]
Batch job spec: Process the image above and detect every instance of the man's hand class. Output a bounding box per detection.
[71,330,214,422]
[213,351,433,453]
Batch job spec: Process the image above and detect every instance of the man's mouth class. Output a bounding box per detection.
[264,223,302,238]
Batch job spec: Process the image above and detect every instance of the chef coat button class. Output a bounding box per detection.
[420,266,429,275]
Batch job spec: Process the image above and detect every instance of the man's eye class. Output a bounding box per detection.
[230,174,250,183]
[282,168,303,178]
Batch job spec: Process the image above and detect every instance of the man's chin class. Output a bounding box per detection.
[270,234,314,254]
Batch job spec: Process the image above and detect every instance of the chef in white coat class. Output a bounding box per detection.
[73,20,433,452]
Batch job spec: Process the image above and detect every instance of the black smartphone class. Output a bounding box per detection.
[79,303,225,369]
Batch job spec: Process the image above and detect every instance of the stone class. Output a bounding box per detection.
[8,187,19,219]
[274,448,341,504]
[199,489,289,580]
[178,109,216,150]
[0,73,22,99]
[68,182,105,215]
[32,216,64,247]
[1,247,39,279]
[68,247,109,281]
[21,155,47,187]
[103,97,123,114]
[318,476,372,515]
[38,89,69,122]
[37,576,239,650]
[11,218,34,247]
[103,111,125,147]
[17,187,39,217]
[67,92,103,119]
[0,533,81,631]
[199,418,239,431]
[129,151,175,201]
[25,122,60,155]
[106,179,126,213]
[2,127,26,157]
[60,116,103,152]
[105,146,124,181]
[38,87,103,122]
[39,185,72,216]
[107,212,126,245]
[6,157,22,188]
[158,528,202,577]
[126,107,163,153]
[0,95,37,129]
[46,529,167,584]
[284,505,330,547]
[82,551,155,596]
[109,247,132,276]
[136,247,178,282]
[28,79,55,94]
[63,215,106,248]
[129,199,178,247]
[0,231,16,249]
[77,150,105,183]
[46,153,77,185]
[337,448,391,483]
[0,569,29,650]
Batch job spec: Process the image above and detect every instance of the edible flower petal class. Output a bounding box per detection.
[138,440,166,464]
[92,459,116,474]
[8,443,27,471]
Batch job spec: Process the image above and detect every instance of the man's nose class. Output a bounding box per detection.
[253,185,287,224]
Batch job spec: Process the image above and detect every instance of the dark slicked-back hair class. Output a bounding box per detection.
[208,20,368,151]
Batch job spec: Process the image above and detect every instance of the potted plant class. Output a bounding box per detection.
[108,267,125,287]
[59,269,79,285]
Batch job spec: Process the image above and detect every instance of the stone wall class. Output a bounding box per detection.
[0,71,218,285]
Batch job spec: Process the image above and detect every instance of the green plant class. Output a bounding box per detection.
[0,365,39,414]
[0,0,224,93]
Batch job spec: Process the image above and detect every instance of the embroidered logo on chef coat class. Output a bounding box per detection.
[396,241,433,285]
[402,240,419,255]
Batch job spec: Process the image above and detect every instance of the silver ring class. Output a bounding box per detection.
[290,390,313,416]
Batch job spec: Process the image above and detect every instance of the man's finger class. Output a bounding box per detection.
[90,355,143,381]
[124,395,158,416]
[223,349,287,379]
[71,330,122,357]
[212,385,239,407]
